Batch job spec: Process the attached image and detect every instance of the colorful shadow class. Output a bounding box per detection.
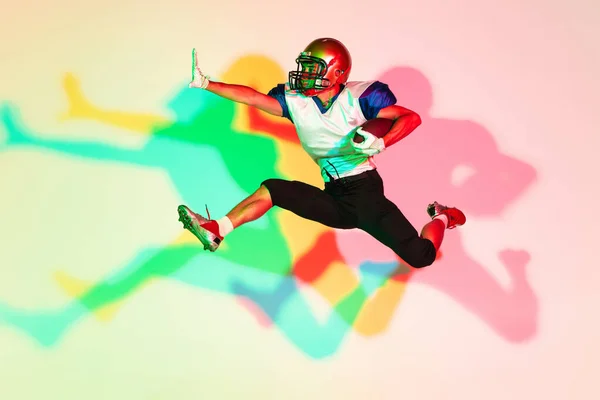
[241,65,539,341]
[336,66,539,341]
[0,58,539,360]
[0,55,406,359]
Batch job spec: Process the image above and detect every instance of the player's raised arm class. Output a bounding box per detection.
[189,48,283,117]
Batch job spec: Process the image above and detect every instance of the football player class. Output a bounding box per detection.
[178,37,465,268]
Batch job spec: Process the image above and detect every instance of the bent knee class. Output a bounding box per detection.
[260,178,288,206]
[410,253,436,268]
[396,238,437,268]
[260,178,284,194]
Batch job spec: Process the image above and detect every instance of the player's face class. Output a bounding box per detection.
[299,61,320,89]
[289,54,330,96]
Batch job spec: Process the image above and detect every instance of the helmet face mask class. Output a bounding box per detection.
[288,38,352,97]
[288,53,330,95]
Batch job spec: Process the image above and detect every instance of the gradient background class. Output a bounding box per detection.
[1,0,598,399]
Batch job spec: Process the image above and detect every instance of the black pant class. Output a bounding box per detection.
[262,169,436,268]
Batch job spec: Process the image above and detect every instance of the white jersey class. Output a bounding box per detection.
[283,81,379,182]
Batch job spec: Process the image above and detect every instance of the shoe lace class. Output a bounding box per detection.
[205,204,211,220]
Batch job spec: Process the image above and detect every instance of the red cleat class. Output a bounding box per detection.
[427,201,466,229]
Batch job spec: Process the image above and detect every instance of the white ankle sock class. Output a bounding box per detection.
[216,216,234,237]
[434,214,448,228]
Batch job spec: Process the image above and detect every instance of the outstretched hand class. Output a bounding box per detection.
[189,48,210,89]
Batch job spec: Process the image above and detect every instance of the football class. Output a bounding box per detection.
[353,118,394,143]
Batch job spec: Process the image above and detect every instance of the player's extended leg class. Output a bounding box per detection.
[359,198,438,268]
[178,178,355,252]
[361,199,465,268]
[350,172,465,268]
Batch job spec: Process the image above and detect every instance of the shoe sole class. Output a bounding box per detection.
[447,208,466,229]
[177,205,220,252]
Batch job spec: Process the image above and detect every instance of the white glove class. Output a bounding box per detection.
[189,48,210,89]
[351,127,386,156]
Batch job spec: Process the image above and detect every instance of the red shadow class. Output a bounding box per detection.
[342,66,539,341]
[247,67,539,342]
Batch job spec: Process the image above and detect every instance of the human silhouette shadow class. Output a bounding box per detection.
[238,66,539,342]
[335,66,539,341]
[0,57,398,359]
[0,90,295,345]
